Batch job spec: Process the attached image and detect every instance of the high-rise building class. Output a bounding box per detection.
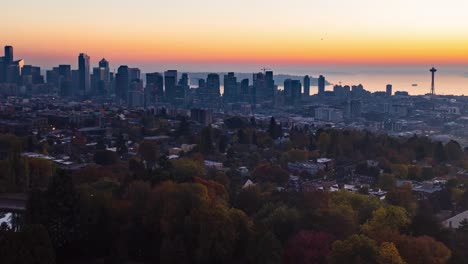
[99,58,110,82]
[58,65,72,96]
[21,65,43,85]
[4,46,13,64]
[164,70,178,102]
[223,72,238,103]
[303,75,310,97]
[386,84,392,97]
[78,53,91,97]
[318,75,325,95]
[128,68,141,82]
[284,79,302,105]
[253,71,275,103]
[146,72,164,104]
[0,46,22,84]
[115,65,129,101]
[206,73,220,100]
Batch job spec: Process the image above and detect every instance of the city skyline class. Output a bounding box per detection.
[3,0,468,67]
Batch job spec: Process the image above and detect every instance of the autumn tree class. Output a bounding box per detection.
[251,163,290,185]
[283,230,331,264]
[376,242,406,264]
[329,234,378,264]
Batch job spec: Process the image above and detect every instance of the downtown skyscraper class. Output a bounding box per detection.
[78,53,91,97]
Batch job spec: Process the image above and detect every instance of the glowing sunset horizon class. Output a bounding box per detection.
[4,0,468,68]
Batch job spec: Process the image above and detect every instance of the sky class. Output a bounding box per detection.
[3,0,468,71]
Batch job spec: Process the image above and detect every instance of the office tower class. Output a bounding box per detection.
[240,78,249,100]
[284,79,302,105]
[164,70,178,102]
[46,68,59,86]
[4,46,13,64]
[206,73,220,96]
[0,58,5,83]
[351,84,364,98]
[98,58,110,82]
[318,75,325,95]
[303,75,310,97]
[92,67,107,95]
[78,53,91,97]
[0,46,21,84]
[265,71,275,98]
[72,70,80,96]
[386,84,392,97]
[223,72,238,103]
[178,73,189,87]
[57,65,72,96]
[21,65,43,85]
[252,72,265,104]
[146,72,164,104]
[115,66,129,102]
[176,73,190,105]
[58,65,72,80]
[198,79,206,89]
[6,59,23,84]
[253,71,275,103]
[128,68,141,81]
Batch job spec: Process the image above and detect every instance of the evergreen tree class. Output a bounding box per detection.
[46,170,81,252]
[200,125,215,155]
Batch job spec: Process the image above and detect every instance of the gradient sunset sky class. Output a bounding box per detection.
[3,0,468,70]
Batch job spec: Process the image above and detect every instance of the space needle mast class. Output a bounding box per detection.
[430,67,437,95]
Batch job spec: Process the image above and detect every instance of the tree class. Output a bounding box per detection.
[246,231,282,264]
[268,117,281,139]
[0,224,56,264]
[362,206,410,242]
[385,184,417,215]
[433,142,446,163]
[257,204,302,244]
[28,158,55,189]
[170,158,205,182]
[251,163,290,185]
[94,150,119,165]
[394,235,451,264]
[283,230,331,264]
[224,116,248,130]
[378,174,397,191]
[235,186,263,216]
[329,234,378,264]
[200,125,215,155]
[445,140,463,161]
[376,242,406,264]
[45,170,81,252]
[138,140,160,165]
[176,116,191,138]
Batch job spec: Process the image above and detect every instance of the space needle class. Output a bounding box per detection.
[430,67,437,95]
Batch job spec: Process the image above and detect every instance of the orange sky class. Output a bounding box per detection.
[3,0,468,67]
